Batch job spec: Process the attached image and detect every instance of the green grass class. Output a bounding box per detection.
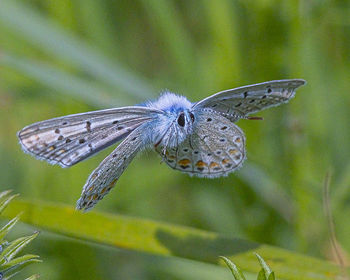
[2,198,346,280]
[0,0,350,279]
[0,191,41,279]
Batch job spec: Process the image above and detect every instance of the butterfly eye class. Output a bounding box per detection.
[189,112,195,123]
[177,113,185,127]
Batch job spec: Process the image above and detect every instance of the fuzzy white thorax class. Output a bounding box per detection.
[144,92,194,149]
[146,91,192,112]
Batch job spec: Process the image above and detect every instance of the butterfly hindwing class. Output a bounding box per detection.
[17,107,161,167]
[192,79,306,121]
[156,110,246,178]
[76,125,146,211]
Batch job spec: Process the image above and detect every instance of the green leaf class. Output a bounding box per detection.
[268,272,275,280]
[0,232,39,265]
[24,275,40,280]
[0,215,20,241]
[255,254,274,280]
[0,191,12,201]
[2,254,41,268]
[219,256,246,280]
[257,270,266,280]
[1,198,347,280]
[0,191,40,279]
[0,194,19,215]
[1,256,41,280]
[257,270,275,280]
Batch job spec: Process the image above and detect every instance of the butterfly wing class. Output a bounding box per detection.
[76,125,146,211]
[156,110,246,178]
[17,106,162,167]
[192,79,306,121]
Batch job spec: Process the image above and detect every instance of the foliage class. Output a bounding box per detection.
[221,254,275,280]
[1,198,346,280]
[0,191,41,279]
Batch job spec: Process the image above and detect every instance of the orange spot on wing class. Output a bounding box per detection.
[178,159,191,166]
[229,149,238,155]
[195,160,207,168]
[235,137,241,143]
[209,162,219,168]
[93,194,98,200]
[222,159,230,164]
[110,178,118,186]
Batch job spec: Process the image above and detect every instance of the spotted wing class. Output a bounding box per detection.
[76,125,146,211]
[156,110,246,178]
[192,79,306,121]
[17,106,162,167]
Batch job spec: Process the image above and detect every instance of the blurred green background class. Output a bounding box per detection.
[0,0,350,279]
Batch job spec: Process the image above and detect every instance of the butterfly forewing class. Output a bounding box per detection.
[192,79,306,121]
[18,106,161,167]
[156,110,246,178]
[76,125,146,211]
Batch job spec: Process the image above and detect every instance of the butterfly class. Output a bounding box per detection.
[17,79,306,211]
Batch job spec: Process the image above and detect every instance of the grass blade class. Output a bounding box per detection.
[0,52,132,107]
[255,253,275,280]
[0,216,20,240]
[220,256,246,280]
[0,194,19,215]
[24,275,40,280]
[1,255,41,280]
[0,0,154,100]
[1,198,346,280]
[237,163,294,222]
[139,0,195,82]
[0,232,39,265]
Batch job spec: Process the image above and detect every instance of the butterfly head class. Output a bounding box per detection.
[176,110,195,132]
[148,92,197,148]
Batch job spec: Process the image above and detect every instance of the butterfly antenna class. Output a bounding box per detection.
[246,116,264,120]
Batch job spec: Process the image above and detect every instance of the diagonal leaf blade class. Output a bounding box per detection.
[0,194,19,215]
[219,256,246,280]
[1,198,346,280]
[255,253,273,280]
[24,275,40,280]
[0,232,39,265]
[0,0,155,100]
[0,191,12,201]
[0,52,131,107]
[0,215,20,241]
[1,256,41,280]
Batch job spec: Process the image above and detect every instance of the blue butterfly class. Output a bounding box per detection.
[18,79,305,211]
